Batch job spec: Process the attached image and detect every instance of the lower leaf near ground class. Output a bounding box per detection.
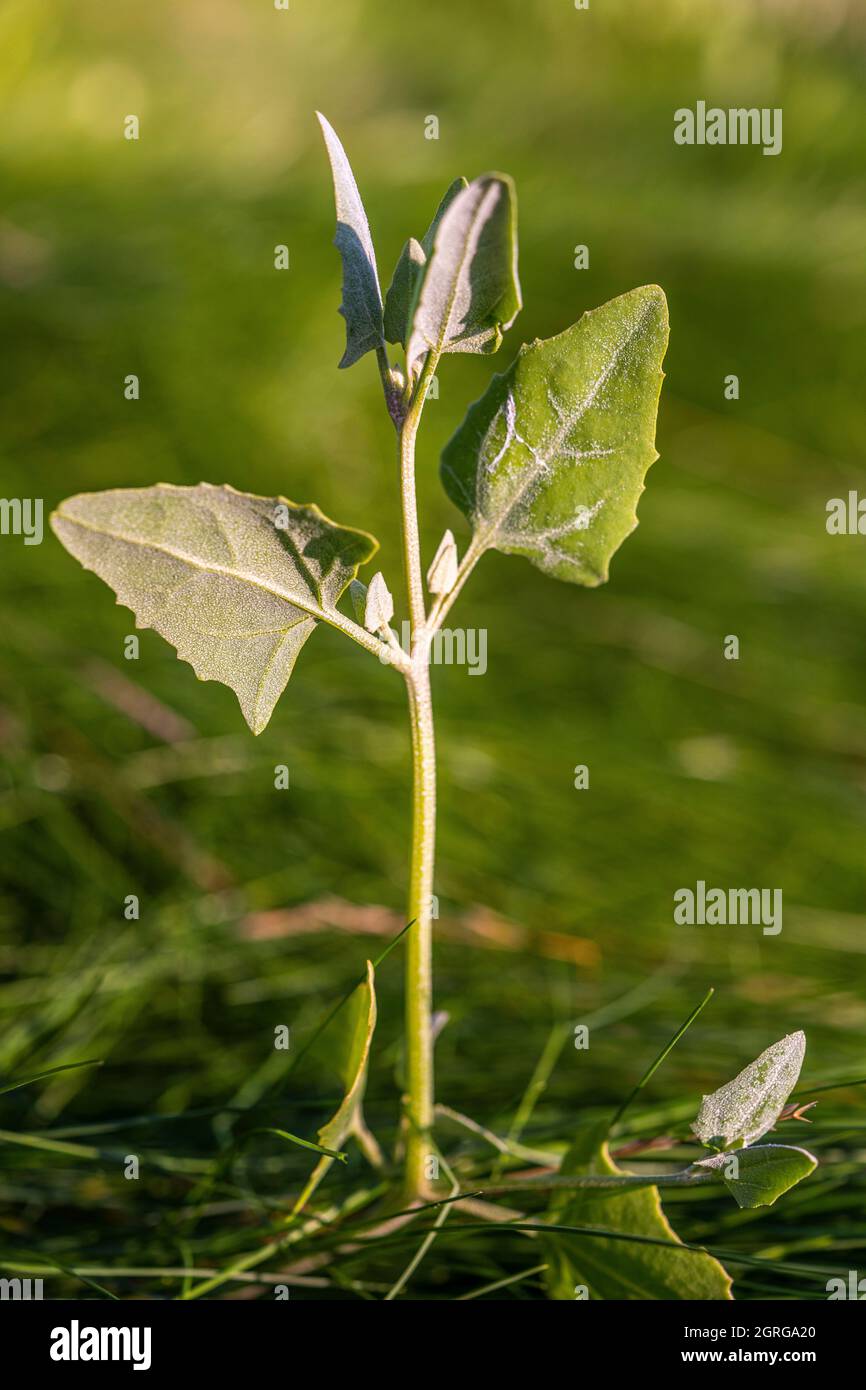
[316,959,378,1156]
[291,961,380,1214]
[544,1120,733,1300]
[695,1143,817,1210]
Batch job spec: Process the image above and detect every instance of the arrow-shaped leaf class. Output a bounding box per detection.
[406,173,521,375]
[692,1031,806,1150]
[317,112,385,369]
[51,483,378,735]
[383,177,468,348]
[544,1119,732,1300]
[695,1143,817,1209]
[441,284,669,587]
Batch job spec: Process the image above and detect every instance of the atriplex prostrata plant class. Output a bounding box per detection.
[51,116,817,1290]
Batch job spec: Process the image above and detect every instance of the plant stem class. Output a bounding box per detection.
[398,352,439,1200]
[403,659,437,1198]
[375,343,405,429]
[476,1168,719,1197]
[399,356,437,645]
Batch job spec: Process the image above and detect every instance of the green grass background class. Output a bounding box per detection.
[1,0,865,1298]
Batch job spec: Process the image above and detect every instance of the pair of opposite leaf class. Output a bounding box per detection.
[352,530,458,639]
[689,1028,817,1209]
[317,109,519,372]
[50,114,669,734]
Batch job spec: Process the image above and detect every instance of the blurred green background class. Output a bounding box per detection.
[1,0,865,1299]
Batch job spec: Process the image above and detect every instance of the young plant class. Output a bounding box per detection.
[50,117,817,1286]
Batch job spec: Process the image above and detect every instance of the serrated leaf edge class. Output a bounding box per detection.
[50,483,379,734]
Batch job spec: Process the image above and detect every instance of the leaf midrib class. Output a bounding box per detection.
[423,181,498,359]
[56,509,337,627]
[474,294,657,556]
[711,1041,801,1141]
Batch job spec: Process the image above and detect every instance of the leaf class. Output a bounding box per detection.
[692,1031,806,1150]
[383,177,468,347]
[316,960,377,1152]
[0,1059,103,1097]
[317,112,385,369]
[441,285,669,587]
[349,578,367,622]
[291,961,378,1214]
[363,571,394,633]
[426,529,458,596]
[544,1119,732,1301]
[695,1144,817,1210]
[51,483,378,735]
[383,238,425,348]
[236,1127,348,1164]
[406,174,522,375]
[418,178,470,259]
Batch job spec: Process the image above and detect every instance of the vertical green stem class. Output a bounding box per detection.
[403,660,436,1199]
[398,351,439,1199]
[399,356,436,641]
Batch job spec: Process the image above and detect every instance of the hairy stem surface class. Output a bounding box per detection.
[399,353,439,1200]
[403,660,436,1198]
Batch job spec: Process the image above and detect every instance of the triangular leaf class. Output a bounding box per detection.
[51,483,377,735]
[406,174,521,375]
[695,1143,817,1209]
[544,1119,732,1300]
[317,112,385,369]
[383,178,468,348]
[692,1031,806,1150]
[441,285,669,587]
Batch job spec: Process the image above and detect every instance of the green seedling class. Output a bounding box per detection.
[51,117,816,1294]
